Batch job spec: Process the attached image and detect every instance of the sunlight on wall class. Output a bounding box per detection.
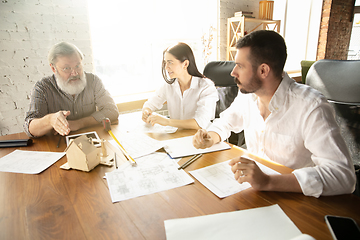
[87,0,217,98]
[88,0,325,99]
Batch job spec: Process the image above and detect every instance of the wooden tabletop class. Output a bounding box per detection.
[1,123,360,240]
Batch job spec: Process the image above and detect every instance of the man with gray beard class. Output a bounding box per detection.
[24,42,119,137]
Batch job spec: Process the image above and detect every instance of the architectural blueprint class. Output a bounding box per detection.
[0,150,65,174]
[105,152,194,202]
[189,159,280,198]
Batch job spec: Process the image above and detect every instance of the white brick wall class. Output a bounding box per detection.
[0,0,257,136]
[0,0,93,136]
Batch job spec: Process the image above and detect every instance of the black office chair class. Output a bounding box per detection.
[306,59,360,196]
[203,61,245,147]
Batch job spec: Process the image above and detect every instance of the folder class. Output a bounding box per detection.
[0,139,33,148]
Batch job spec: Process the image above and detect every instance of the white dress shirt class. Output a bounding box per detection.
[208,73,356,197]
[143,77,219,129]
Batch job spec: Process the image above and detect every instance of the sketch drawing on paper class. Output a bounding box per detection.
[106,153,194,202]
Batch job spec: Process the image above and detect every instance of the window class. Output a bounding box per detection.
[273,0,322,71]
[348,0,360,60]
[87,0,217,101]
[88,0,322,101]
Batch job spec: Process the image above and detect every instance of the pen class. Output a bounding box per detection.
[57,136,62,148]
[178,154,203,170]
[114,152,118,169]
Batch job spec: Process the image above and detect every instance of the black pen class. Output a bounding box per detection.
[57,136,62,148]
[178,154,203,170]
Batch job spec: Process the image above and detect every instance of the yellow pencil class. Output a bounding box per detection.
[108,130,137,166]
[103,118,137,166]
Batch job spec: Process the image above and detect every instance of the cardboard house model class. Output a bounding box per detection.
[61,135,100,172]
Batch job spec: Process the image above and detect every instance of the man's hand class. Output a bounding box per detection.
[229,156,270,190]
[29,111,99,137]
[192,129,215,149]
[50,111,71,136]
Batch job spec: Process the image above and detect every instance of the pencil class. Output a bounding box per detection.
[108,130,137,166]
[178,154,203,170]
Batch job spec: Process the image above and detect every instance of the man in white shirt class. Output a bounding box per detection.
[192,30,356,197]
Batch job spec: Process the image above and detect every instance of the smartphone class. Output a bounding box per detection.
[325,215,360,240]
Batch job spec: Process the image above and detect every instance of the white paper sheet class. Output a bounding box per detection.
[0,150,65,174]
[164,204,304,240]
[141,123,178,134]
[189,159,280,198]
[117,111,178,134]
[163,136,231,159]
[109,131,165,159]
[105,152,194,202]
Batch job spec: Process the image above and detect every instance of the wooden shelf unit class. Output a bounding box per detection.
[226,16,281,60]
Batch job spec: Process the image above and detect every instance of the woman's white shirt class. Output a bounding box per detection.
[143,77,218,129]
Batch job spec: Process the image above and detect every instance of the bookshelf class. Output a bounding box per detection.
[226,16,281,60]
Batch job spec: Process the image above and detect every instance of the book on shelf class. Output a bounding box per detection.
[235,11,253,17]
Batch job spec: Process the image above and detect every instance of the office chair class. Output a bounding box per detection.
[300,60,316,84]
[306,59,360,196]
[203,61,245,147]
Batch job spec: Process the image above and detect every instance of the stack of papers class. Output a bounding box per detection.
[115,111,230,159]
[110,131,230,160]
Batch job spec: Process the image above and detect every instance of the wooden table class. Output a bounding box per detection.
[1,124,360,240]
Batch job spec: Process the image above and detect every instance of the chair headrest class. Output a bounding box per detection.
[306,59,360,104]
[203,61,236,87]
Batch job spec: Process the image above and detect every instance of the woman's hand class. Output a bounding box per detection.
[142,108,153,123]
[147,113,169,126]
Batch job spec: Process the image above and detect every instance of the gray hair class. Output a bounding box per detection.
[48,42,84,65]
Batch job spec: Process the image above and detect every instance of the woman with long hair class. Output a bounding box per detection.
[142,42,218,130]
